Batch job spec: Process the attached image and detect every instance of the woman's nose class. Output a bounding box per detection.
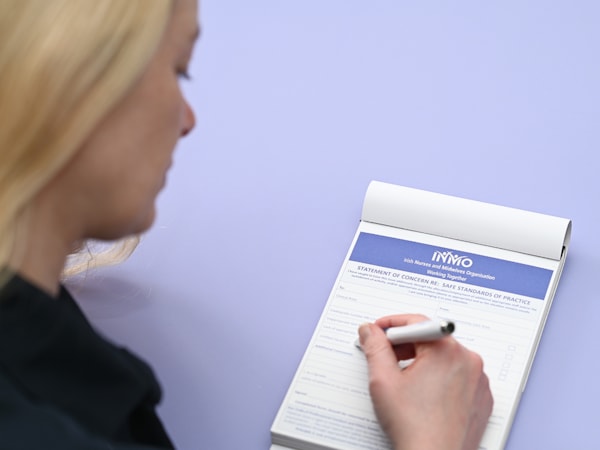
[181,100,195,137]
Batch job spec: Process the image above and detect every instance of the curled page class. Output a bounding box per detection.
[362,181,571,261]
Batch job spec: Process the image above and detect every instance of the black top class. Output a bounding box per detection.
[0,275,174,449]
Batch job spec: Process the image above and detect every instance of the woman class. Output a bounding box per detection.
[0,1,492,449]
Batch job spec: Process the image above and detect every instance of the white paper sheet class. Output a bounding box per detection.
[271,182,570,450]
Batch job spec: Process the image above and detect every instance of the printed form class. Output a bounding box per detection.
[271,182,570,450]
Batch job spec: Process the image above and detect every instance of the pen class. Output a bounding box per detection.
[355,320,455,350]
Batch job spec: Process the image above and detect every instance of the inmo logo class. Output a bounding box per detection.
[431,251,473,268]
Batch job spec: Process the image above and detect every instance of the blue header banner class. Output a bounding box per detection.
[349,233,552,300]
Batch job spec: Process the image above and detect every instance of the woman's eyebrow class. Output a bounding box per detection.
[190,25,201,43]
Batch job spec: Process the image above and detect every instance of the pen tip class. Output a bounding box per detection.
[354,338,363,351]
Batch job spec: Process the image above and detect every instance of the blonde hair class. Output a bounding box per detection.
[0,0,173,281]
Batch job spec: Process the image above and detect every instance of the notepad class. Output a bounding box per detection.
[270,181,571,450]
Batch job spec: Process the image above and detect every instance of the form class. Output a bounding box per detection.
[271,182,570,450]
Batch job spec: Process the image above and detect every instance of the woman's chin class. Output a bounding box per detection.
[133,207,157,235]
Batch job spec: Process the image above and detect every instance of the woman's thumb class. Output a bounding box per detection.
[358,323,400,372]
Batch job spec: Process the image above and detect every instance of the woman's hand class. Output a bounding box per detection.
[358,314,493,450]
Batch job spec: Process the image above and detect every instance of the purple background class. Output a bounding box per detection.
[68,1,600,449]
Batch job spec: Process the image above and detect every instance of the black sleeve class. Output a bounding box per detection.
[0,374,170,450]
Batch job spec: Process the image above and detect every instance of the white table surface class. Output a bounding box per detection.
[69,1,600,449]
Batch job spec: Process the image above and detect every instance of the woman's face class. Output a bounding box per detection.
[55,0,199,241]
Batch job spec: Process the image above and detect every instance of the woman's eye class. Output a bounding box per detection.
[177,69,192,81]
